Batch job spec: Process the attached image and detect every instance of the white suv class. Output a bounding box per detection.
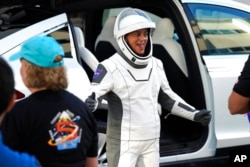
[1,0,250,166]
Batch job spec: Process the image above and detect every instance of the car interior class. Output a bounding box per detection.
[0,0,210,160]
[94,16,118,62]
[89,11,209,156]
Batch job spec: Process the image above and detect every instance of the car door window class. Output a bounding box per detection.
[49,27,72,58]
[185,3,250,55]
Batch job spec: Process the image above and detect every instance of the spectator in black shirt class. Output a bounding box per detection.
[1,36,98,167]
[228,55,250,115]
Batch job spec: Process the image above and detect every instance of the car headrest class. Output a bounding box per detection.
[95,16,118,51]
[152,18,188,77]
[152,18,174,40]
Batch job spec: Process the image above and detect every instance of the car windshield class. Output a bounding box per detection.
[185,3,250,55]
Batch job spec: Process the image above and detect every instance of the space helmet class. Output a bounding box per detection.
[114,8,155,67]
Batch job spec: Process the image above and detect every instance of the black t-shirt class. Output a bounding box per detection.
[233,55,250,98]
[1,89,98,167]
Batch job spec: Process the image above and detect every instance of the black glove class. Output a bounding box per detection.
[194,109,211,126]
[85,92,97,112]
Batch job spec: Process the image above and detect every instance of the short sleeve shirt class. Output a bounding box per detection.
[233,55,250,98]
[1,90,98,167]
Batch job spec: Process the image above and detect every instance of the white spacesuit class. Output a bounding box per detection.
[86,7,211,167]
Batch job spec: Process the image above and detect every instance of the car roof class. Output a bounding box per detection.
[181,0,250,11]
[2,0,249,13]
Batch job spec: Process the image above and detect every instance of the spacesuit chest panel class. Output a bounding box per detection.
[110,54,161,103]
[112,53,153,81]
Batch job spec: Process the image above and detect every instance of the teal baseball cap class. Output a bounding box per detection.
[9,36,65,68]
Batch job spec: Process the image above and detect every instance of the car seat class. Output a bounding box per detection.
[152,18,191,103]
[152,18,203,151]
[94,16,119,62]
[74,26,99,80]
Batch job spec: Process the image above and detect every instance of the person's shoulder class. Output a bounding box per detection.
[152,56,163,67]
[152,56,162,62]
[62,90,82,100]
[62,90,88,105]
[244,55,250,66]
[100,55,117,73]
[11,97,30,111]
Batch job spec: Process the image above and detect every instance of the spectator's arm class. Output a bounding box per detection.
[85,157,98,167]
[228,91,250,115]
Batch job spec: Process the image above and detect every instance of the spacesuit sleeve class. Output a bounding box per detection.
[156,59,197,121]
[88,60,115,100]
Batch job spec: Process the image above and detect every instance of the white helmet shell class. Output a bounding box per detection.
[114,8,155,67]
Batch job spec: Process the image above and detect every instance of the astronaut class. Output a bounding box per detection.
[86,7,211,167]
